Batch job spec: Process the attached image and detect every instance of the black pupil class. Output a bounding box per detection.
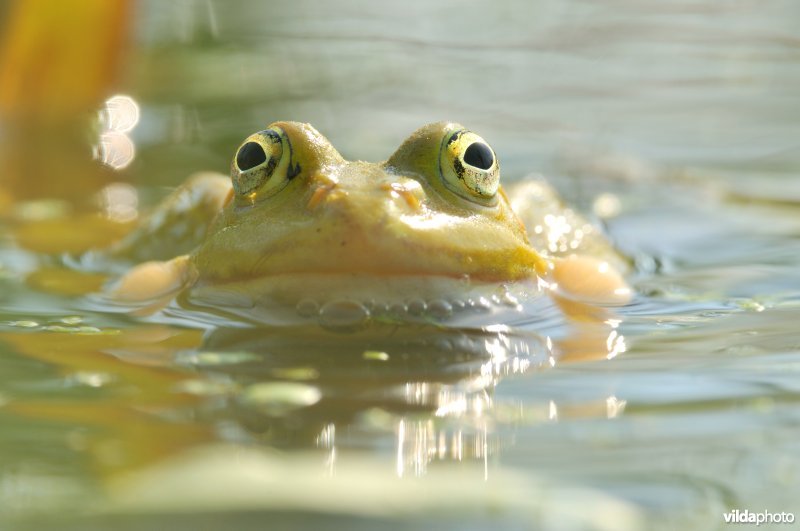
[463,142,494,170]
[237,142,267,171]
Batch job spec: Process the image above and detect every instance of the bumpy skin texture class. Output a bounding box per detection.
[110,121,627,312]
[194,121,544,284]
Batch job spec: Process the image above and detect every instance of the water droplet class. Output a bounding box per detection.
[319,300,370,331]
[296,299,320,317]
[363,299,389,316]
[407,299,427,316]
[427,299,453,318]
[387,302,408,320]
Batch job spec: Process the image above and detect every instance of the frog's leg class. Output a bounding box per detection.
[547,255,632,363]
[108,255,197,316]
[506,178,633,361]
[107,172,231,264]
[550,254,631,306]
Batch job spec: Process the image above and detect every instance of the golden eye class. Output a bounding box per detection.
[439,129,500,203]
[231,128,289,198]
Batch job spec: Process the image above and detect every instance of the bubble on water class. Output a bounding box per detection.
[388,302,408,319]
[363,299,389,316]
[59,316,83,325]
[319,300,370,331]
[427,299,453,319]
[296,299,320,317]
[407,299,427,316]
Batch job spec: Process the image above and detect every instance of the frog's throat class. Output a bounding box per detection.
[181,271,543,327]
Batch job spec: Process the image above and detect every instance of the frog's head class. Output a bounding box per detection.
[191,122,545,311]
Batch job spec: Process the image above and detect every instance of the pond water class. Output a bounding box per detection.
[1,1,800,530]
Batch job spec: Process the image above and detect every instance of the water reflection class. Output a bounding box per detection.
[0,322,549,475]
[0,312,635,498]
[203,324,548,480]
[95,94,140,170]
[96,182,139,223]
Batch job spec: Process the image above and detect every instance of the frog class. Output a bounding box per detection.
[101,121,630,332]
[0,122,634,482]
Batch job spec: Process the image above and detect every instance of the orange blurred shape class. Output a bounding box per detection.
[0,0,131,120]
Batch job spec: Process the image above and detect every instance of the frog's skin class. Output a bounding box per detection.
[107,121,629,325]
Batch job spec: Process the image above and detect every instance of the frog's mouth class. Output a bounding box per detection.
[179,272,544,330]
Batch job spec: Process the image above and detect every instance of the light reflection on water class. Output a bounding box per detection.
[95,95,140,170]
[1,1,800,530]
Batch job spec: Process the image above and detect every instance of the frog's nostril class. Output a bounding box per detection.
[236,142,267,171]
[463,142,494,170]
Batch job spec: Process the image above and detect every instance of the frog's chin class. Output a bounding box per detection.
[174,273,544,329]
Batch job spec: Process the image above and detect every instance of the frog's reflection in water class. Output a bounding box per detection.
[192,324,550,477]
[3,316,625,481]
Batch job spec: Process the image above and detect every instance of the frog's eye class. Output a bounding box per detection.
[439,129,500,204]
[231,128,288,197]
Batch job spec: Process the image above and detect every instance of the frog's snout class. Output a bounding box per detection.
[306,171,425,217]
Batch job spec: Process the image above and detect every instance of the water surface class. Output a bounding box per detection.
[1,1,799,530]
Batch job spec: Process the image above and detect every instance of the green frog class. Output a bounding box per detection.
[103,121,629,329]
[0,122,633,482]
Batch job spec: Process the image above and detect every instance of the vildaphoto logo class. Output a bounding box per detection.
[723,509,795,526]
